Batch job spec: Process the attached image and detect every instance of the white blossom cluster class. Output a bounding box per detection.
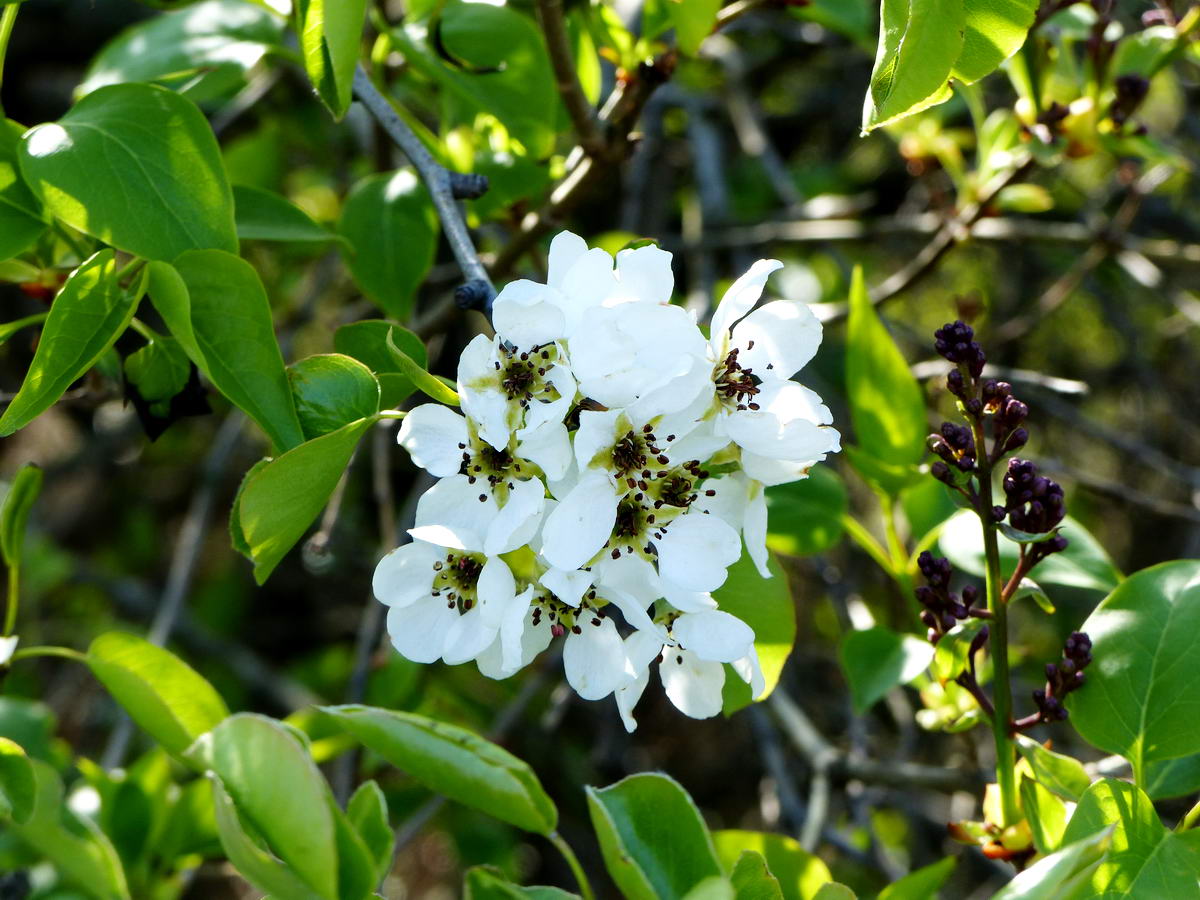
[373,232,840,729]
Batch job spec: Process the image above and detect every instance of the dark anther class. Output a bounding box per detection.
[448,171,490,200]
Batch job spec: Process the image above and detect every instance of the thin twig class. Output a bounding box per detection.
[535,0,604,156]
[714,0,779,30]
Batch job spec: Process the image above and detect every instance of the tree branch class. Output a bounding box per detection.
[535,0,604,156]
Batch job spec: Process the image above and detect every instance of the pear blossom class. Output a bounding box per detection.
[0,635,17,666]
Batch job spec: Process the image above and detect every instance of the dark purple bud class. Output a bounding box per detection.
[965,398,983,416]
[956,455,975,472]
[993,505,1007,522]
[1003,428,1028,453]
[930,461,953,483]
[920,610,938,629]
[916,586,938,608]
[1045,662,1059,682]
[947,369,965,397]
[961,584,979,605]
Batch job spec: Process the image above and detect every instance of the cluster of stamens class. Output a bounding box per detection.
[714,344,763,411]
[530,589,608,638]
[432,553,485,613]
[493,344,559,409]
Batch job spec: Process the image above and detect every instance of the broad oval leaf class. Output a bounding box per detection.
[844,267,926,482]
[717,552,795,714]
[711,830,832,900]
[862,0,965,132]
[234,184,339,243]
[587,773,722,900]
[1015,735,1091,803]
[87,632,229,756]
[729,850,784,900]
[840,626,933,715]
[0,462,42,567]
[765,465,847,558]
[187,714,339,899]
[296,0,369,118]
[321,704,557,835]
[0,251,140,436]
[952,0,1039,84]
[288,354,380,440]
[232,416,374,583]
[337,170,438,319]
[0,119,46,261]
[334,319,427,409]
[1069,560,1200,783]
[19,83,237,260]
[151,251,304,452]
[0,736,34,823]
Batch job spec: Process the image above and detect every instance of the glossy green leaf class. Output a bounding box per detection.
[862,0,965,132]
[929,618,985,684]
[0,251,140,436]
[668,0,722,55]
[208,773,327,900]
[1061,779,1200,897]
[0,462,42,568]
[729,851,784,900]
[938,509,1121,594]
[0,736,34,823]
[844,267,927,479]
[337,170,438,319]
[151,250,304,452]
[463,866,579,899]
[347,780,394,887]
[840,626,933,714]
[0,119,46,261]
[765,466,847,558]
[79,1,284,98]
[1020,776,1067,855]
[234,184,340,243]
[334,319,427,409]
[87,632,229,756]
[718,552,795,714]
[9,759,131,899]
[990,828,1110,900]
[811,886,856,900]
[188,714,339,898]
[711,831,832,900]
[296,0,369,118]
[1069,560,1200,785]
[330,793,377,900]
[877,857,954,899]
[1015,735,1090,802]
[385,328,460,406]
[124,335,190,409]
[288,354,380,440]
[952,0,1039,84]
[232,417,374,583]
[19,83,237,260]
[587,773,722,900]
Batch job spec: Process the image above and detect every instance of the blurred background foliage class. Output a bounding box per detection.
[1,0,1198,896]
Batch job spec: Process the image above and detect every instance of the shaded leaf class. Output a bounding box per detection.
[0,119,46,261]
[234,184,340,243]
[840,626,933,714]
[0,463,42,567]
[711,830,832,900]
[765,465,847,558]
[877,857,954,899]
[0,736,34,823]
[719,552,795,714]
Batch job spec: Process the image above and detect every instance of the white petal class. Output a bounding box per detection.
[655,512,741,593]
[463,388,513,452]
[540,474,619,570]
[484,478,545,556]
[457,333,499,388]
[0,636,18,666]
[373,542,440,608]
[499,586,536,672]
[563,616,627,700]
[733,647,766,699]
[408,475,497,552]
[615,244,674,305]
[573,409,623,472]
[539,567,594,607]
[661,583,719,613]
[724,381,839,461]
[660,649,726,719]
[672,610,755,663]
[547,230,589,289]
[731,300,822,379]
[517,422,573,482]
[477,600,552,680]
[387,599,457,663]
[709,259,784,350]
[594,555,659,632]
[627,354,712,424]
[740,452,819,487]
[442,607,497,665]
[493,280,567,347]
[398,404,469,478]
[743,479,770,579]
[615,630,665,732]
[476,557,517,627]
[694,473,749,532]
[559,247,619,332]
[522,360,577,434]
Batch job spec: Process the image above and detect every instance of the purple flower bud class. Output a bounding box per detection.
[946,369,965,397]
[930,461,953,483]
[1003,428,1028,453]
[961,584,979,605]
[993,505,1007,522]
[965,398,983,416]
[920,610,938,629]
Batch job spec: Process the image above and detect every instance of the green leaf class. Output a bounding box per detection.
[0,696,56,761]
[951,0,1038,84]
[843,444,923,498]
[862,0,965,133]
[187,714,339,898]
[1069,560,1200,785]
[233,184,340,243]
[844,267,927,476]
[811,886,856,900]
[1015,735,1091,802]
[288,354,380,441]
[668,0,722,55]
[151,250,305,452]
[330,792,377,900]
[729,851,783,900]
[718,551,795,714]
[0,251,140,436]
[124,335,190,408]
[78,0,284,99]
[587,773,722,900]
[208,773,327,900]
[1145,753,1200,801]
[0,119,47,261]
[938,509,1121,594]
[322,704,557,834]
[684,877,737,900]
[334,319,428,409]
[792,0,872,46]
[232,417,374,583]
[385,328,460,406]
[710,830,832,900]
[87,632,229,756]
[0,736,34,823]
[765,466,847,558]
[295,0,369,118]
[929,619,986,684]
[839,626,933,714]
[464,866,579,899]
[877,857,954,899]
[337,170,438,319]
[347,780,394,887]
[19,83,237,260]
[1061,779,1200,897]
[990,828,1110,900]
[0,462,42,568]
[1020,776,1067,855]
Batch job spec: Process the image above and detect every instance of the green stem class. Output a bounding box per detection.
[548,831,594,900]
[0,4,19,99]
[116,257,146,284]
[840,514,895,578]
[881,494,915,600]
[11,645,87,663]
[1176,797,1200,832]
[3,565,16,637]
[972,421,1020,828]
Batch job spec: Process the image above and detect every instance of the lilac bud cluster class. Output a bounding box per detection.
[929,422,976,483]
[1030,632,1092,724]
[915,551,983,643]
[1001,459,1068,554]
[935,321,986,379]
[983,380,1028,457]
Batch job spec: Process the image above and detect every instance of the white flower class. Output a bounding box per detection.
[0,636,17,666]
